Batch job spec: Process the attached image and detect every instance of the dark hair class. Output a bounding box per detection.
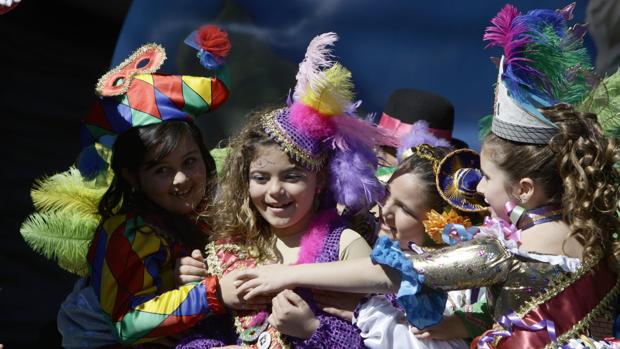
[482,103,620,260]
[98,121,216,247]
[389,145,455,212]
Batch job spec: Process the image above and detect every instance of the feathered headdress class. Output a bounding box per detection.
[262,32,398,211]
[484,3,595,144]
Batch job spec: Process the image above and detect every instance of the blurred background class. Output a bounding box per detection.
[1,0,616,347]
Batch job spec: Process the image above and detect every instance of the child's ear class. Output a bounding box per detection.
[516,177,535,205]
[121,168,139,190]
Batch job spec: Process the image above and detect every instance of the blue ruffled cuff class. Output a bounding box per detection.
[370,236,447,329]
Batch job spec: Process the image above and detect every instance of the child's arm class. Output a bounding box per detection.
[237,258,400,299]
[88,215,226,344]
[239,235,513,299]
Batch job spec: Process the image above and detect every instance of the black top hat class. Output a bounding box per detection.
[379,88,468,149]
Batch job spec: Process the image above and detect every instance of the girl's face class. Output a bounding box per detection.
[249,145,319,236]
[137,136,207,216]
[477,147,515,221]
[380,172,431,250]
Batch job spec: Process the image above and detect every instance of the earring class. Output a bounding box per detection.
[505,201,525,226]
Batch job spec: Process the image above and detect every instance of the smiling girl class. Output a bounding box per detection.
[51,27,261,348]
[176,32,396,349]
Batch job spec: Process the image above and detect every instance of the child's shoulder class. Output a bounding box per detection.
[339,228,372,261]
[100,211,156,238]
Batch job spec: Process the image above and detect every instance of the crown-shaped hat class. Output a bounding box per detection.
[78,25,231,179]
[484,3,595,144]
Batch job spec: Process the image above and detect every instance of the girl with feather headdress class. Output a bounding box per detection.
[176,32,397,349]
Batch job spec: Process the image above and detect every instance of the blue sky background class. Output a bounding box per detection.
[112,0,593,150]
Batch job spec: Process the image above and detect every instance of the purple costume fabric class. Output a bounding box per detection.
[287,221,366,349]
[176,218,366,348]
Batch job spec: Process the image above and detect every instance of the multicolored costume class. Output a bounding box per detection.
[21,25,233,347]
[177,210,367,349]
[371,4,620,349]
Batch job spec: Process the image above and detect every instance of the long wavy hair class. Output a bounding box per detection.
[208,108,285,260]
[98,120,216,250]
[483,103,620,261]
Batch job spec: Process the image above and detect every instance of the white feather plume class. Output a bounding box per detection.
[293,32,338,101]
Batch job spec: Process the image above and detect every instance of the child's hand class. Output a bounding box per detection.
[410,314,468,340]
[312,289,363,322]
[219,270,271,311]
[268,290,319,339]
[235,264,295,300]
[174,249,208,286]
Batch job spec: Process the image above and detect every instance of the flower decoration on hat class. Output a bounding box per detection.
[423,208,473,245]
[262,32,398,211]
[78,25,232,179]
[484,3,595,144]
[184,24,231,70]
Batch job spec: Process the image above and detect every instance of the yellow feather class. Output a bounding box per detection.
[300,64,354,116]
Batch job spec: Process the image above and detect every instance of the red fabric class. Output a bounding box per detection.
[497,260,617,348]
[204,276,225,315]
[197,25,231,58]
[153,75,185,109]
[209,79,229,111]
[107,217,147,321]
[127,79,161,119]
[83,100,113,130]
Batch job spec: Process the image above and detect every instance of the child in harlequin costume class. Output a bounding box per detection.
[235,4,620,348]
[348,120,489,349]
[175,32,397,349]
[20,26,248,347]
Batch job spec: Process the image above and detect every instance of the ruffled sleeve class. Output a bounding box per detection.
[370,236,447,329]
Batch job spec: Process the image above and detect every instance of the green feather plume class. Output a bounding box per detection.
[20,210,99,276]
[525,25,593,105]
[578,67,620,137]
[20,167,109,276]
[31,167,109,217]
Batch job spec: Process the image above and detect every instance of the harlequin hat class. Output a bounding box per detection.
[261,32,398,211]
[484,3,595,145]
[78,25,231,179]
[378,88,468,149]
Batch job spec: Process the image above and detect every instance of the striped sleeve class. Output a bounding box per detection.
[87,213,224,344]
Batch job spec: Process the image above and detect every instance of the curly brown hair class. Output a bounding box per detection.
[482,103,620,261]
[207,108,284,260]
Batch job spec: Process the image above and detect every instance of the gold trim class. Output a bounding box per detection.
[205,241,289,348]
[95,43,167,97]
[487,252,620,348]
[435,148,488,213]
[260,108,327,171]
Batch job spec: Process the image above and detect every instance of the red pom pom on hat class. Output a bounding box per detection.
[197,25,231,59]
